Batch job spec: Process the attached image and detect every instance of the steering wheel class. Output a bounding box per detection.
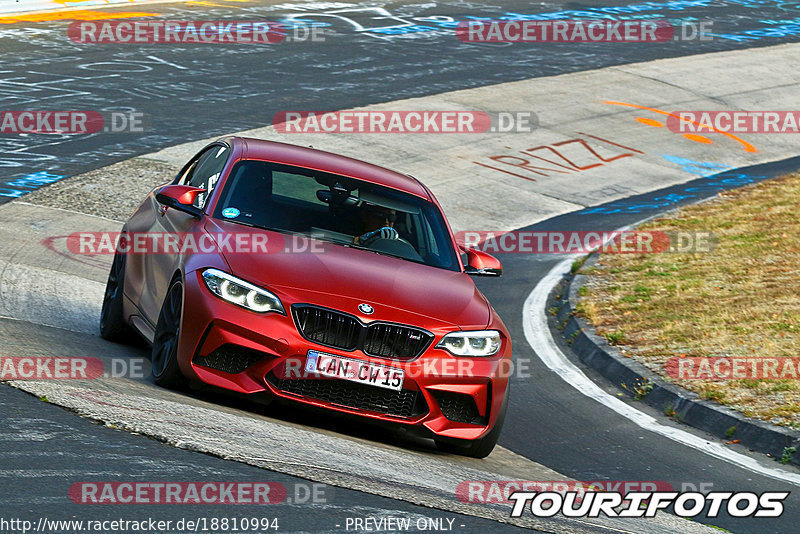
[368,237,423,262]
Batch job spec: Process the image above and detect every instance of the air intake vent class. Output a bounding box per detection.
[267,374,427,418]
[431,390,486,425]
[194,344,266,374]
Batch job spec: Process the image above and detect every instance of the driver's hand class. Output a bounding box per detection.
[358,226,399,245]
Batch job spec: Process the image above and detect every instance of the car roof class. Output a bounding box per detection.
[225,137,431,199]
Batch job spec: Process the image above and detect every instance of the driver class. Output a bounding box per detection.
[355,203,399,245]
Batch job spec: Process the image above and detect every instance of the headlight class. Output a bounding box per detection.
[436,330,501,357]
[201,268,284,314]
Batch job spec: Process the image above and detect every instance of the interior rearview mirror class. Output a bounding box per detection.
[316,190,332,203]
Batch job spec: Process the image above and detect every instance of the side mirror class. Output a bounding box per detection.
[460,246,503,277]
[155,185,205,218]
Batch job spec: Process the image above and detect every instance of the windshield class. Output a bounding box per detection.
[213,160,461,271]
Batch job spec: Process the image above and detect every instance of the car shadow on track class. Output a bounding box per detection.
[181,380,443,456]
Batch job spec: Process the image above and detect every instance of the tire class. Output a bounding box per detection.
[99,250,136,343]
[151,278,187,389]
[435,386,509,459]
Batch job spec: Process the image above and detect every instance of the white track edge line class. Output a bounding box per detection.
[523,255,800,487]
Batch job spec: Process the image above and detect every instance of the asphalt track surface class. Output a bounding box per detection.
[4,0,800,194]
[3,1,800,533]
[0,382,526,534]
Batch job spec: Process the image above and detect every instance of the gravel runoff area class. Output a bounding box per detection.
[21,157,179,221]
[577,171,800,430]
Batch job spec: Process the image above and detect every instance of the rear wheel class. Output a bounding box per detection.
[151,279,187,389]
[435,388,508,459]
[99,251,135,343]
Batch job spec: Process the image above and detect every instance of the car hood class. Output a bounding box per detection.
[205,219,490,329]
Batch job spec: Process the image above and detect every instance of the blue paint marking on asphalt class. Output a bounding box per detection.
[578,153,800,217]
[660,154,734,176]
[0,171,67,198]
[579,173,762,215]
[576,154,780,215]
[577,154,755,215]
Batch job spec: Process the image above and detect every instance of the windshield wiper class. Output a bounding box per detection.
[225,219,282,232]
[309,234,351,246]
[345,243,425,264]
[221,218,296,235]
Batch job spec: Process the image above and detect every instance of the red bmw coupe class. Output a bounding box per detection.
[101,137,511,457]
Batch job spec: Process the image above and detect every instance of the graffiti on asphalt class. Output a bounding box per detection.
[472,133,644,181]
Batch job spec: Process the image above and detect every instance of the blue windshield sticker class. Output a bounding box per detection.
[222,207,240,219]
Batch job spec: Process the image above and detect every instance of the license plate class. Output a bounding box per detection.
[305,350,404,391]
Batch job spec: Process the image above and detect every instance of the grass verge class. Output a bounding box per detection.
[577,172,800,428]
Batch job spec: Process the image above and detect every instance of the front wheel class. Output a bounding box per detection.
[151,279,187,389]
[435,388,508,459]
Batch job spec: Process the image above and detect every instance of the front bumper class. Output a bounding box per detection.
[178,271,512,440]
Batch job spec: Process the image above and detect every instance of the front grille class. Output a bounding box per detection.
[292,305,433,360]
[293,306,360,350]
[194,344,266,374]
[267,374,427,418]
[363,323,432,359]
[431,390,486,425]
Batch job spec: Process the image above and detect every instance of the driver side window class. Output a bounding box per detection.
[178,145,230,208]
